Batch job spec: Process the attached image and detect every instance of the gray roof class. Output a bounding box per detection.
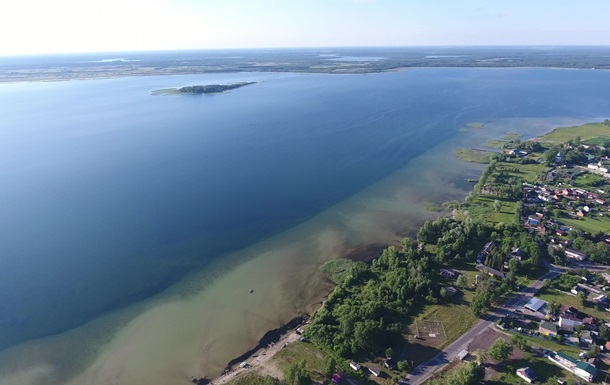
[524,297,547,312]
[539,321,558,333]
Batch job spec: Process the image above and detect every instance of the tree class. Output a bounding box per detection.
[577,291,587,306]
[474,349,487,365]
[285,360,312,385]
[445,362,484,385]
[397,360,410,372]
[548,301,561,317]
[456,275,468,289]
[494,200,502,212]
[511,334,528,352]
[488,339,513,361]
[324,357,336,377]
[386,347,394,358]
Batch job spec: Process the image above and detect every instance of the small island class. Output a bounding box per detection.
[152,81,256,95]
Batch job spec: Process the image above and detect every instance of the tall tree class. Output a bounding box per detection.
[489,339,513,361]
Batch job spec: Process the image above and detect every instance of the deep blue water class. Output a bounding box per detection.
[1,68,610,351]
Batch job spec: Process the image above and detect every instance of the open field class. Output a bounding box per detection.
[465,196,517,224]
[571,172,608,191]
[405,300,478,367]
[560,216,610,234]
[540,122,610,144]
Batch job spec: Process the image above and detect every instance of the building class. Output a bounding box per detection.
[457,349,469,361]
[575,361,598,382]
[383,358,396,369]
[524,297,547,313]
[516,367,538,383]
[440,268,458,278]
[349,361,361,371]
[368,366,381,377]
[444,286,458,297]
[538,321,558,336]
[565,248,588,261]
[580,330,595,346]
[548,351,598,382]
[475,264,505,279]
[559,314,583,332]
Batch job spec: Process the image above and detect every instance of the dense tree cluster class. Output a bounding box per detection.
[416,217,489,263]
[306,241,436,356]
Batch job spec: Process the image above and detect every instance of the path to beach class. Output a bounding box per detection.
[210,330,301,385]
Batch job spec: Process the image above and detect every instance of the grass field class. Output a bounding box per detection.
[496,161,549,184]
[540,122,610,144]
[560,216,610,234]
[271,341,327,375]
[412,303,479,344]
[571,172,608,190]
[465,195,517,224]
[537,288,610,321]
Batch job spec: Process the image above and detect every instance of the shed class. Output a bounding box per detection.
[524,297,547,313]
[368,366,381,377]
[349,361,361,371]
[516,367,538,383]
[457,349,469,361]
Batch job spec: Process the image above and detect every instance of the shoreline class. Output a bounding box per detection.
[2,65,608,86]
[202,118,610,385]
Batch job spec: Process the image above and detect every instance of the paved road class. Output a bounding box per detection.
[403,263,562,385]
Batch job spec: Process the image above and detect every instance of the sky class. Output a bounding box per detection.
[1,0,609,55]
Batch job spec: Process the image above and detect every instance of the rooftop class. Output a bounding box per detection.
[524,297,547,312]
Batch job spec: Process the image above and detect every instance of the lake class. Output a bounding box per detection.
[0,67,609,385]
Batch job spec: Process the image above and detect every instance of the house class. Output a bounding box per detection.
[368,365,381,377]
[516,367,538,383]
[440,268,458,278]
[524,297,547,313]
[476,264,505,279]
[575,361,598,382]
[511,248,524,261]
[444,286,458,297]
[349,361,361,371]
[565,248,588,261]
[538,321,558,336]
[559,314,583,331]
[580,330,595,346]
[571,285,586,295]
[383,358,396,369]
[601,273,610,284]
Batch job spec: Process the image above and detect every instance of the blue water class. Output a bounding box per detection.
[1,68,610,351]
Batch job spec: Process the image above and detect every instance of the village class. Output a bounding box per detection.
[218,123,610,385]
